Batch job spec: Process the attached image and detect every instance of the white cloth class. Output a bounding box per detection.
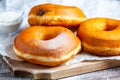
[1,0,120,63]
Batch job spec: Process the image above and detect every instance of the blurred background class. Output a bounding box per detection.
[1,0,120,28]
[4,0,120,19]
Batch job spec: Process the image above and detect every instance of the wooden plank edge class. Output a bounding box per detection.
[3,56,120,79]
[49,60,120,79]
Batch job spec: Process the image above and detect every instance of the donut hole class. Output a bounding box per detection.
[41,34,58,40]
[39,31,60,40]
[104,24,118,31]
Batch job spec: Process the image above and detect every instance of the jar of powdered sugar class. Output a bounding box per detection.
[0,10,24,34]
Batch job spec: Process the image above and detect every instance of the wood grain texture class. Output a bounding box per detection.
[2,57,120,79]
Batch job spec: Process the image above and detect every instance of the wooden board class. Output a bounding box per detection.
[2,57,120,79]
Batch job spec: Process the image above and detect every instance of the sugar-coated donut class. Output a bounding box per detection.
[13,26,81,66]
[28,3,86,28]
[77,18,120,56]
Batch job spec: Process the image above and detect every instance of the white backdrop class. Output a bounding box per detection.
[6,0,120,19]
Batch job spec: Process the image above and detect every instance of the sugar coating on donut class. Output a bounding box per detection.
[13,42,81,62]
[13,26,81,66]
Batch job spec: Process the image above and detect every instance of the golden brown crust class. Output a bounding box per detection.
[28,3,86,28]
[14,26,81,66]
[82,42,120,56]
[15,47,80,66]
[77,18,120,56]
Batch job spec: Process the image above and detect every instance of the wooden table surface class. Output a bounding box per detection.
[1,58,120,80]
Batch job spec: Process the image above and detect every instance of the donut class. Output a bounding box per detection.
[28,3,86,28]
[77,18,120,56]
[13,26,81,66]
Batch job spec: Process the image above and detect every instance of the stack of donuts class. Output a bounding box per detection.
[13,3,120,66]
